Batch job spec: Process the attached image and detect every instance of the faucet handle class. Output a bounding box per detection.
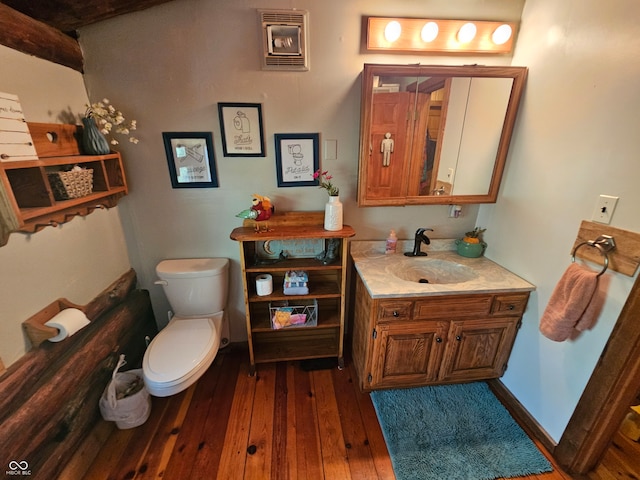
[418,227,432,246]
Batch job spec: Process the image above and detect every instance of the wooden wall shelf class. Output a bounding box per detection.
[0,122,128,245]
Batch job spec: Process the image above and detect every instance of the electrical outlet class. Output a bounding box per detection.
[592,195,619,224]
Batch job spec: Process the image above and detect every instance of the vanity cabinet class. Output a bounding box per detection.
[352,274,529,391]
[230,212,355,375]
[0,122,128,246]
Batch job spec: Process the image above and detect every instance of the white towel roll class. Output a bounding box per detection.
[44,308,91,342]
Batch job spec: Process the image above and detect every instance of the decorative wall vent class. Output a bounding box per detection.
[259,9,309,71]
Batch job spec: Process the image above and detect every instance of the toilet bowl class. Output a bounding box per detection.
[143,258,229,397]
[143,312,223,396]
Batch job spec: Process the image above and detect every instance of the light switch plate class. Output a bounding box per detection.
[592,195,619,224]
[324,139,337,160]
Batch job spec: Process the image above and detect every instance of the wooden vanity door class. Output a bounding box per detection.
[370,321,447,389]
[438,318,519,383]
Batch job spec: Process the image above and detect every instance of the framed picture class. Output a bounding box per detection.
[217,103,265,157]
[274,133,319,187]
[162,132,218,188]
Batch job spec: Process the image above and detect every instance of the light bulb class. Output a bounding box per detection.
[492,24,512,45]
[384,21,402,42]
[421,22,439,42]
[457,23,477,43]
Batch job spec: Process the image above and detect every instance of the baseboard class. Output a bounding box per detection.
[488,379,558,454]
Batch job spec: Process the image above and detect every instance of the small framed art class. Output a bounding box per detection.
[162,132,218,188]
[274,133,319,187]
[217,103,265,157]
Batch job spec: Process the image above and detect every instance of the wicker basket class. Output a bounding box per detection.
[48,168,94,200]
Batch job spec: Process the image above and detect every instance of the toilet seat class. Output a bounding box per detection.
[143,313,222,396]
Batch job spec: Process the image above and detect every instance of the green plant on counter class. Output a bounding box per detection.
[462,227,486,244]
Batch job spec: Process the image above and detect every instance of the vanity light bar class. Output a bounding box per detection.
[367,17,517,54]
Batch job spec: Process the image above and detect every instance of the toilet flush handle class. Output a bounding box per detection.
[154,280,168,286]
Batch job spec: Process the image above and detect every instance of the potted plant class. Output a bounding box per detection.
[82,98,138,155]
[455,227,487,258]
[314,169,343,231]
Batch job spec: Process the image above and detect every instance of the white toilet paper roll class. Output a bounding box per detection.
[256,274,273,296]
[44,308,91,342]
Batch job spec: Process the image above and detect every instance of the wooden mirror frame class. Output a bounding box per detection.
[357,64,528,206]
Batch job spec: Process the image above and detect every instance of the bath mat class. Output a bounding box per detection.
[370,382,553,480]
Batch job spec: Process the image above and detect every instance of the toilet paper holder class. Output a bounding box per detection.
[22,299,89,347]
[21,269,137,349]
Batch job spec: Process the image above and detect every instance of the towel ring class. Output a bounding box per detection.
[571,235,616,277]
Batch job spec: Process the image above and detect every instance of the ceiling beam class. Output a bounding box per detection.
[2,0,178,33]
[0,3,83,72]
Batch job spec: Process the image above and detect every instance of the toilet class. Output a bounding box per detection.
[143,257,229,397]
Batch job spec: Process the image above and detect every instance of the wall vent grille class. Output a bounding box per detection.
[259,9,309,71]
[262,12,305,24]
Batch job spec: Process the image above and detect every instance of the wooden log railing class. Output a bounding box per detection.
[0,269,157,480]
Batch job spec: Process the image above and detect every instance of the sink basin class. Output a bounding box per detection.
[386,259,477,284]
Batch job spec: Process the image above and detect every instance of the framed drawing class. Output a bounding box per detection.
[217,103,265,157]
[274,133,319,187]
[162,132,218,188]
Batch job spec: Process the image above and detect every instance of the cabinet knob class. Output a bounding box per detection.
[392,311,399,317]
[508,304,515,310]
[435,337,442,343]
[456,335,462,341]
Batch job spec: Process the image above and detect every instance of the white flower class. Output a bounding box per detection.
[85,98,139,146]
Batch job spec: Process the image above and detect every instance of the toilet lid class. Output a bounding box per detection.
[144,317,216,384]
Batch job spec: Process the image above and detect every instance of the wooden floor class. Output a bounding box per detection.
[587,428,640,480]
[82,346,571,480]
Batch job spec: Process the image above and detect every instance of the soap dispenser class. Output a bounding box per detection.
[385,230,398,254]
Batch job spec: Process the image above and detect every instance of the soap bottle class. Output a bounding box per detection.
[385,230,397,254]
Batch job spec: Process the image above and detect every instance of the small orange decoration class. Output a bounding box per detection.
[462,227,486,244]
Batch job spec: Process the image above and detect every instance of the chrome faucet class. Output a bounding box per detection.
[404,228,433,257]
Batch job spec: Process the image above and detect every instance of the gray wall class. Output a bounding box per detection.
[479,0,640,441]
[0,46,131,366]
[78,0,522,342]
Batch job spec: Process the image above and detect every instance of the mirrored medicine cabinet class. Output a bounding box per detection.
[357,64,527,206]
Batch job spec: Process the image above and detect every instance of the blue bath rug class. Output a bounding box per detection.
[370,382,553,480]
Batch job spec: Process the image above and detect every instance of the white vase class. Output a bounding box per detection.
[324,195,343,231]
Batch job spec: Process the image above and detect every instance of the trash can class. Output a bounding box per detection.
[99,354,151,429]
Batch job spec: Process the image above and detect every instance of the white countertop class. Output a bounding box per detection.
[350,240,535,299]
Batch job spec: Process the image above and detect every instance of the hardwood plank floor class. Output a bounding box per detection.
[587,428,640,480]
[84,345,571,479]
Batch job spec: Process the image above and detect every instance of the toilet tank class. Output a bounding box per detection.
[156,258,229,317]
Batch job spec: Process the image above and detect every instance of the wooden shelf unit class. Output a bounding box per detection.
[0,122,128,245]
[230,212,355,374]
